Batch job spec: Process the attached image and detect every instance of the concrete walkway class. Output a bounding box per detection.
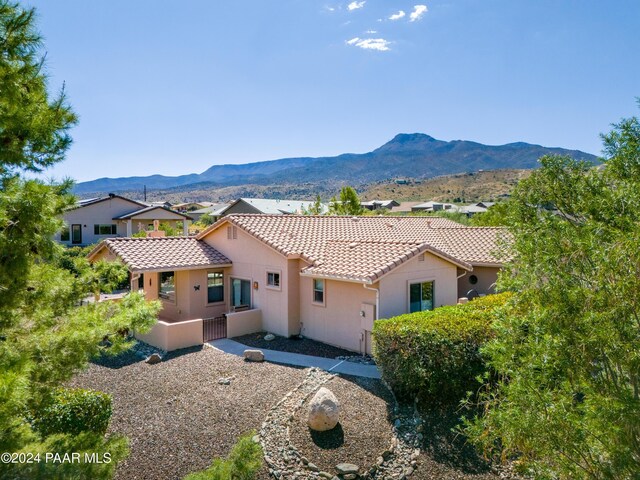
[208,338,381,379]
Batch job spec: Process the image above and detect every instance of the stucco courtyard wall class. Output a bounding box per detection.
[226,309,263,338]
[136,318,203,351]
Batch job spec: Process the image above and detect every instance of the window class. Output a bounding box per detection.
[60,224,70,241]
[227,225,237,239]
[267,272,280,289]
[137,274,144,290]
[159,271,175,302]
[231,278,251,308]
[313,279,325,304]
[207,271,224,303]
[94,224,117,235]
[409,281,434,313]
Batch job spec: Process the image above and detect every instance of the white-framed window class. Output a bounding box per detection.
[207,271,224,304]
[159,271,176,302]
[266,271,281,290]
[313,278,325,305]
[94,224,117,235]
[409,280,434,313]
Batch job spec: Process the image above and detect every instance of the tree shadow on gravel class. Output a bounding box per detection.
[309,424,345,449]
[419,406,493,474]
[92,345,204,369]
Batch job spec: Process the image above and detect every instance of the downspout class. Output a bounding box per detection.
[457,269,468,303]
[362,283,380,355]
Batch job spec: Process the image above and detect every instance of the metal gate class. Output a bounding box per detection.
[203,315,227,342]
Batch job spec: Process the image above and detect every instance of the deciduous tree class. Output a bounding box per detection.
[465,105,640,479]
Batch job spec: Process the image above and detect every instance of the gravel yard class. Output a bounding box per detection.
[233,332,358,359]
[289,375,395,473]
[71,346,305,480]
[72,344,509,480]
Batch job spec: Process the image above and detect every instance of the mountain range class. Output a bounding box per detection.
[74,133,598,196]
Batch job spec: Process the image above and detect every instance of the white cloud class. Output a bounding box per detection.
[347,1,366,11]
[325,6,336,12]
[409,5,428,21]
[365,29,377,34]
[346,37,391,51]
[389,10,406,21]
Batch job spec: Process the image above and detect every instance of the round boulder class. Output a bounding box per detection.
[308,387,340,431]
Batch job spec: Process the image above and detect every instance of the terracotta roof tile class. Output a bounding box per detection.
[92,236,231,272]
[198,215,510,282]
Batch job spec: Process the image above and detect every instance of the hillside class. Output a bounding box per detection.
[74,133,597,196]
[362,169,532,203]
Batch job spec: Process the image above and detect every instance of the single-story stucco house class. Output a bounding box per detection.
[56,193,193,246]
[88,215,510,353]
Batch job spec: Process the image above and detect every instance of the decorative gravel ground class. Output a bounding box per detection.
[413,408,517,480]
[70,346,306,480]
[289,375,395,474]
[233,332,358,359]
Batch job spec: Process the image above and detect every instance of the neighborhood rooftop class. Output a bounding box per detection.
[90,236,232,273]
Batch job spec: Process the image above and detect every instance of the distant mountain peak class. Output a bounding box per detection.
[391,133,436,143]
[73,133,598,196]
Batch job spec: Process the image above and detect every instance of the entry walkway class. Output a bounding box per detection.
[208,338,381,379]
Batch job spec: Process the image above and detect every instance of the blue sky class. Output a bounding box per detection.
[28,0,640,182]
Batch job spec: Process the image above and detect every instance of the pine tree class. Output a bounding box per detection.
[0,2,160,478]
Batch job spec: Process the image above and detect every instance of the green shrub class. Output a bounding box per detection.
[373,293,511,407]
[31,387,113,437]
[183,431,262,480]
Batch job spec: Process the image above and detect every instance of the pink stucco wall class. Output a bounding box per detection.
[378,252,459,320]
[202,226,295,337]
[457,266,500,298]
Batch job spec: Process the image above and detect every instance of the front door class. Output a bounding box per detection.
[71,224,82,244]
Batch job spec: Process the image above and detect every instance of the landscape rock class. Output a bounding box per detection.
[336,463,359,474]
[264,333,276,341]
[244,349,265,362]
[308,387,340,431]
[218,377,231,385]
[145,353,162,364]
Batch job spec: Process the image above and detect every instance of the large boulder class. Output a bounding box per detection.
[244,349,265,362]
[308,387,340,431]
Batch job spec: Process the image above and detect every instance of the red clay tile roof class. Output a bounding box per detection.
[197,215,511,282]
[89,236,231,272]
[300,240,470,283]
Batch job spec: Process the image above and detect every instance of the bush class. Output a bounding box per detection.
[373,293,511,407]
[31,387,113,437]
[183,431,262,480]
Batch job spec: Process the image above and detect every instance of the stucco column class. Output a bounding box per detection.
[126,219,132,236]
[183,220,189,237]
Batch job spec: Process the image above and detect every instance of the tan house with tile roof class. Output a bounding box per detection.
[89,215,510,353]
[56,194,193,246]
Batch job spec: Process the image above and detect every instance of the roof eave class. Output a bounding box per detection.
[129,263,233,274]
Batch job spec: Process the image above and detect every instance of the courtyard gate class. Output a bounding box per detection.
[203,315,227,342]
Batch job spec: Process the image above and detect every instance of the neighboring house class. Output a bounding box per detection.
[389,202,424,213]
[411,201,459,212]
[222,198,329,215]
[89,215,510,354]
[361,200,400,211]
[189,203,231,222]
[56,194,193,246]
[172,202,216,212]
